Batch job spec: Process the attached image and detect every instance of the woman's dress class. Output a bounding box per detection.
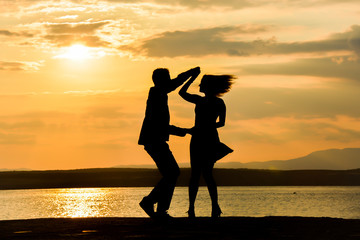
[190,97,233,164]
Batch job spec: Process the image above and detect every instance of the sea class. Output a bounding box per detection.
[0,186,360,220]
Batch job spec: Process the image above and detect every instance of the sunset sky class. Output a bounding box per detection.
[1,0,360,170]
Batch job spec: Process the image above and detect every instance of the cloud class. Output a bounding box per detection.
[105,0,359,9]
[46,21,108,34]
[63,89,124,96]
[292,122,360,143]
[0,120,45,130]
[80,142,126,149]
[0,61,42,71]
[0,30,33,37]
[57,15,79,20]
[2,0,358,13]
[225,116,360,145]
[343,25,360,56]
[44,34,110,47]
[85,106,131,119]
[121,25,274,57]
[14,110,74,119]
[103,0,253,9]
[42,21,113,47]
[223,86,360,120]
[239,56,360,81]
[0,132,36,144]
[122,25,360,58]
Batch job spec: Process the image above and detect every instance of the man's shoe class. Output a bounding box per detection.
[139,197,155,218]
[154,211,174,220]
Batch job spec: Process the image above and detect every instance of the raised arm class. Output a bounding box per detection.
[166,67,200,93]
[178,68,201,104]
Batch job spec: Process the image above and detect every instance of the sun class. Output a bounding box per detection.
[55,44,92,60]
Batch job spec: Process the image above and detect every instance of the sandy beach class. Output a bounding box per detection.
[0,217,359,240]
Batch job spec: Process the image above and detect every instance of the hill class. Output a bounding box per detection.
[216,148,360,170]
[114,148,360,170]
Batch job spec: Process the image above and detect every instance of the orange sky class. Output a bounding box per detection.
[1,0,360,170]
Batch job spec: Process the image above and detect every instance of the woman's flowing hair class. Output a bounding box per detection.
[201,74,236,97]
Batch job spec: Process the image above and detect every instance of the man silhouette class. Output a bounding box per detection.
[138,67,200,219]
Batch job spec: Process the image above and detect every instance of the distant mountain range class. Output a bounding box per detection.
[219,148,360,170]
[2,148,359,172]
[0,168,31,172]
[115,148,360,170]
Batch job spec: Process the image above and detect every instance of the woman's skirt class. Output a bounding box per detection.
[190,128,233,163]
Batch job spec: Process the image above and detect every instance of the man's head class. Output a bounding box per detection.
[152,68,171,88]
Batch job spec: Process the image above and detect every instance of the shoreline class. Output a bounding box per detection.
[1,217,360,239]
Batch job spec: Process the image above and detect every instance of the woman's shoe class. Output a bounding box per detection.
[211,205,222,218]
[187,208,195,218]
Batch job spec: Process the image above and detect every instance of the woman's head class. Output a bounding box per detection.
[200,74,235,96]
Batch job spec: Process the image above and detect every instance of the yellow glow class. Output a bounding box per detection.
[54,188,110,218]
[55,44,92,60]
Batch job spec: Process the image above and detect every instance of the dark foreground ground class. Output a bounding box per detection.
[0,217,360,240]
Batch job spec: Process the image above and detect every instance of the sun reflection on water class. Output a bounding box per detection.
[1,187,359,220]
[53,188,111,218]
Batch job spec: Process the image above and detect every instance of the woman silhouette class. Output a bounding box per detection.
[179,70,234,218]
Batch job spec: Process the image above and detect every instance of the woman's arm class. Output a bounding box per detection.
[167,67,199,93]
[179,68,201,104]
[216,100,226,128]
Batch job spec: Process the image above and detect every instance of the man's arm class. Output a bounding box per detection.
[166,67,200,93]
[169,125,188,137]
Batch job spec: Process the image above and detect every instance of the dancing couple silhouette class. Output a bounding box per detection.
[138,67,234,220]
